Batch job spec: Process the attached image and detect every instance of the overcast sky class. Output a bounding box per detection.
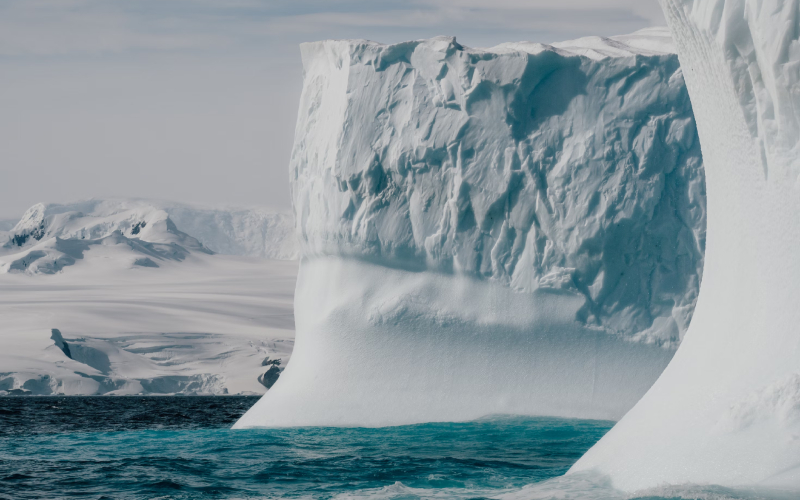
[0,0,665,219]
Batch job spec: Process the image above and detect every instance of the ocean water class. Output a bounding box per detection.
[0,397,790,500]
[0,396,613,499]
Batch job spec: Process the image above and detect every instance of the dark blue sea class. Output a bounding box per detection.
[5,397,786,500]
[0,396,615,500]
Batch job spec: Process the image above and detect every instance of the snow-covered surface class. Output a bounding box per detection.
[236,29,706,427]
[495,27,677,60]
[0,199,297,269]
[0,253,297,396]
[0,199,298,395]
[156,201,297,260]
[0,201,210,275]
[571,0,800,492]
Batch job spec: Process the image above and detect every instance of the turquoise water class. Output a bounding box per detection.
[2,397,788,499]
[0,397,611,499]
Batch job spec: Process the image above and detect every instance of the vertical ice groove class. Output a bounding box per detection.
[235,30,706,428]
[570,0,800,492]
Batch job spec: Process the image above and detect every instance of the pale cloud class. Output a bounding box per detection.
[260,8,652,36]
[0,0,231,55]
[0,0,664,56]
[0,0,666,218]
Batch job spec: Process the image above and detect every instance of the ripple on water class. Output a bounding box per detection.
[0,397,790,499]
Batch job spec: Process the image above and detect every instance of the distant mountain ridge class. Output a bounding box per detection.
[0,199,297,275]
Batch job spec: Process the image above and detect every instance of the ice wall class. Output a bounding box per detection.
[571,0,800,491]
[236,29,706,428]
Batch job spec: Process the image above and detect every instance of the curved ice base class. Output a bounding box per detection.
[570,0,800,491]
[235,257,674,428]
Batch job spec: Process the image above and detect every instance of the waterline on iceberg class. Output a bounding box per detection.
[236,257,674,428]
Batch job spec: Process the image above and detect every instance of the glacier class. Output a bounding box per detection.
[570,0,800,492]
[0,256,297,396]
[235,28,707,428]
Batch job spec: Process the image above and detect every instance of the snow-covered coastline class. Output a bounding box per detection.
[0,199,298,396]
[0,255,297,396]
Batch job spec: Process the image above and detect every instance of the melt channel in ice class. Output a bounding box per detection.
[570,0,800,492]
[235,28,706,428]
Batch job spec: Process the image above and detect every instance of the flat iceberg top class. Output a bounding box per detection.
[301,27,675,63]
[498,27,676,60]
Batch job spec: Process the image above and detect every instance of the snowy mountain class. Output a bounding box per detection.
[572,0,800,492]
[0,199,297,275]
[1,201,209,275]
[237,28,707,428]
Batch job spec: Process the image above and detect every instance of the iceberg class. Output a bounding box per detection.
[570,0,800,491]
[235,28,706,428]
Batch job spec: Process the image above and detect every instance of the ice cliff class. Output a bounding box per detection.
[236,28,707,428]
[571,0,800,492]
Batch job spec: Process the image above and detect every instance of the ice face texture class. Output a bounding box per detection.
[571,0,800,491]
[235,29,706,428]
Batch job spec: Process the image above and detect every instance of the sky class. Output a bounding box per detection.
[0,0,665,219]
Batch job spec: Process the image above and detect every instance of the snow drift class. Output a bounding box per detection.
[571,0,800,492]
[236,28,706,428]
